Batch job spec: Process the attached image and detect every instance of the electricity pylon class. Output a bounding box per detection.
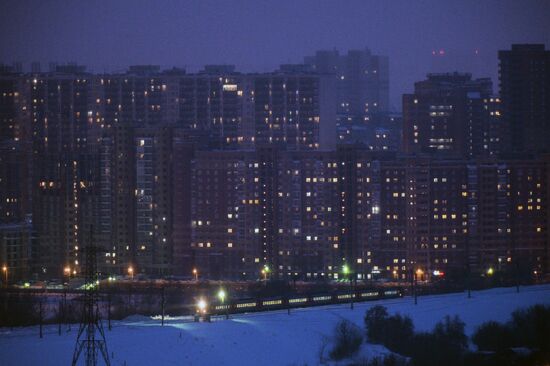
[71,229,111,366]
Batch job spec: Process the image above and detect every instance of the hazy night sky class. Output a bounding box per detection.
[1,0,549,110]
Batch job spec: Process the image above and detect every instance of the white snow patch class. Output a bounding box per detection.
[0,285,548,366]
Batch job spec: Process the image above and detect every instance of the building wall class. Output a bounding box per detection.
[0,222,33,282]
[305,48,390,116]
[188,148,549,281]
[499,44,550,154]
[403,73,496,158]
[1,63,548,283]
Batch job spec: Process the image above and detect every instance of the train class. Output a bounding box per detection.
[195,287,403,319]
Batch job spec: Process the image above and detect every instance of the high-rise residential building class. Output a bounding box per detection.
[1,65,101,277]
[99,124,190,276]
[178,66,255,149]
[466,96,504,158]
[134,127,174,275]
[171,133,194,276]
[187,146,549,281]
[98,66,179,130]
[337,113,403,152]
[0,69,34,281]
[403,72,501,158]
[96,66,182,275]
[0,221,34,282]
[305,48,390,117]
[304,49,390,150]
[97,125,135,275]
[97,65,336,151]
[190,150,259,279]
[190,147,354,280]
[252,71,336,150]
[93,66,336,276]
[499,44,550,153]
[25,66,101,277]
[0,71,31,225]
[98,124,183,276]
[2,61,547,283]
[467,158,548,275]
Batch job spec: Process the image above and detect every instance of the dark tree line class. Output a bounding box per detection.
[328,304,549,365]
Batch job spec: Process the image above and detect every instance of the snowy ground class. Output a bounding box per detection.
[1,285,549,366]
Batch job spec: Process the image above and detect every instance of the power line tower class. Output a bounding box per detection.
[72,229,111,366]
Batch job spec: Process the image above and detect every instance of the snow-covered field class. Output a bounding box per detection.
[1,285,549,366]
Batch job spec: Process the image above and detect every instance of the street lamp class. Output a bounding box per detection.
[218,288,229,319]
[261,265,270,281]
[414,268,424,305]
[192,268,198,281]
[342,264,353,309]
[342,264,350,276]
[2,265,7,287]
[217,288,226,303]
[128,266,134,280]
[64,266,71,280]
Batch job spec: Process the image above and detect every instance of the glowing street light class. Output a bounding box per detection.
[2,265,7,287]
[192,268,198,281]
[341,263,353,310]
[487,267,494,276]
[342,264,350,276]
[64,266,71,277]
[261,265,270,281]
[414,268,424,305]
[217,289,226,303]
[218,288,229,319]
[128,266,134,280]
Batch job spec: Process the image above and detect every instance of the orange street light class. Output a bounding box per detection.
[192,268,198,281]
[2,265,7,286]
[414,268,424,305]
[128,266,134,280]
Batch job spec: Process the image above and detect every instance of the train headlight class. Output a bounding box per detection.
[197,298,208,314]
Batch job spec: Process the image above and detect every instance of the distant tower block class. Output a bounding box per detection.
[31,62,41,73]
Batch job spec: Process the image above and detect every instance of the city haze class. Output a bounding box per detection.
[1,0,549,110]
